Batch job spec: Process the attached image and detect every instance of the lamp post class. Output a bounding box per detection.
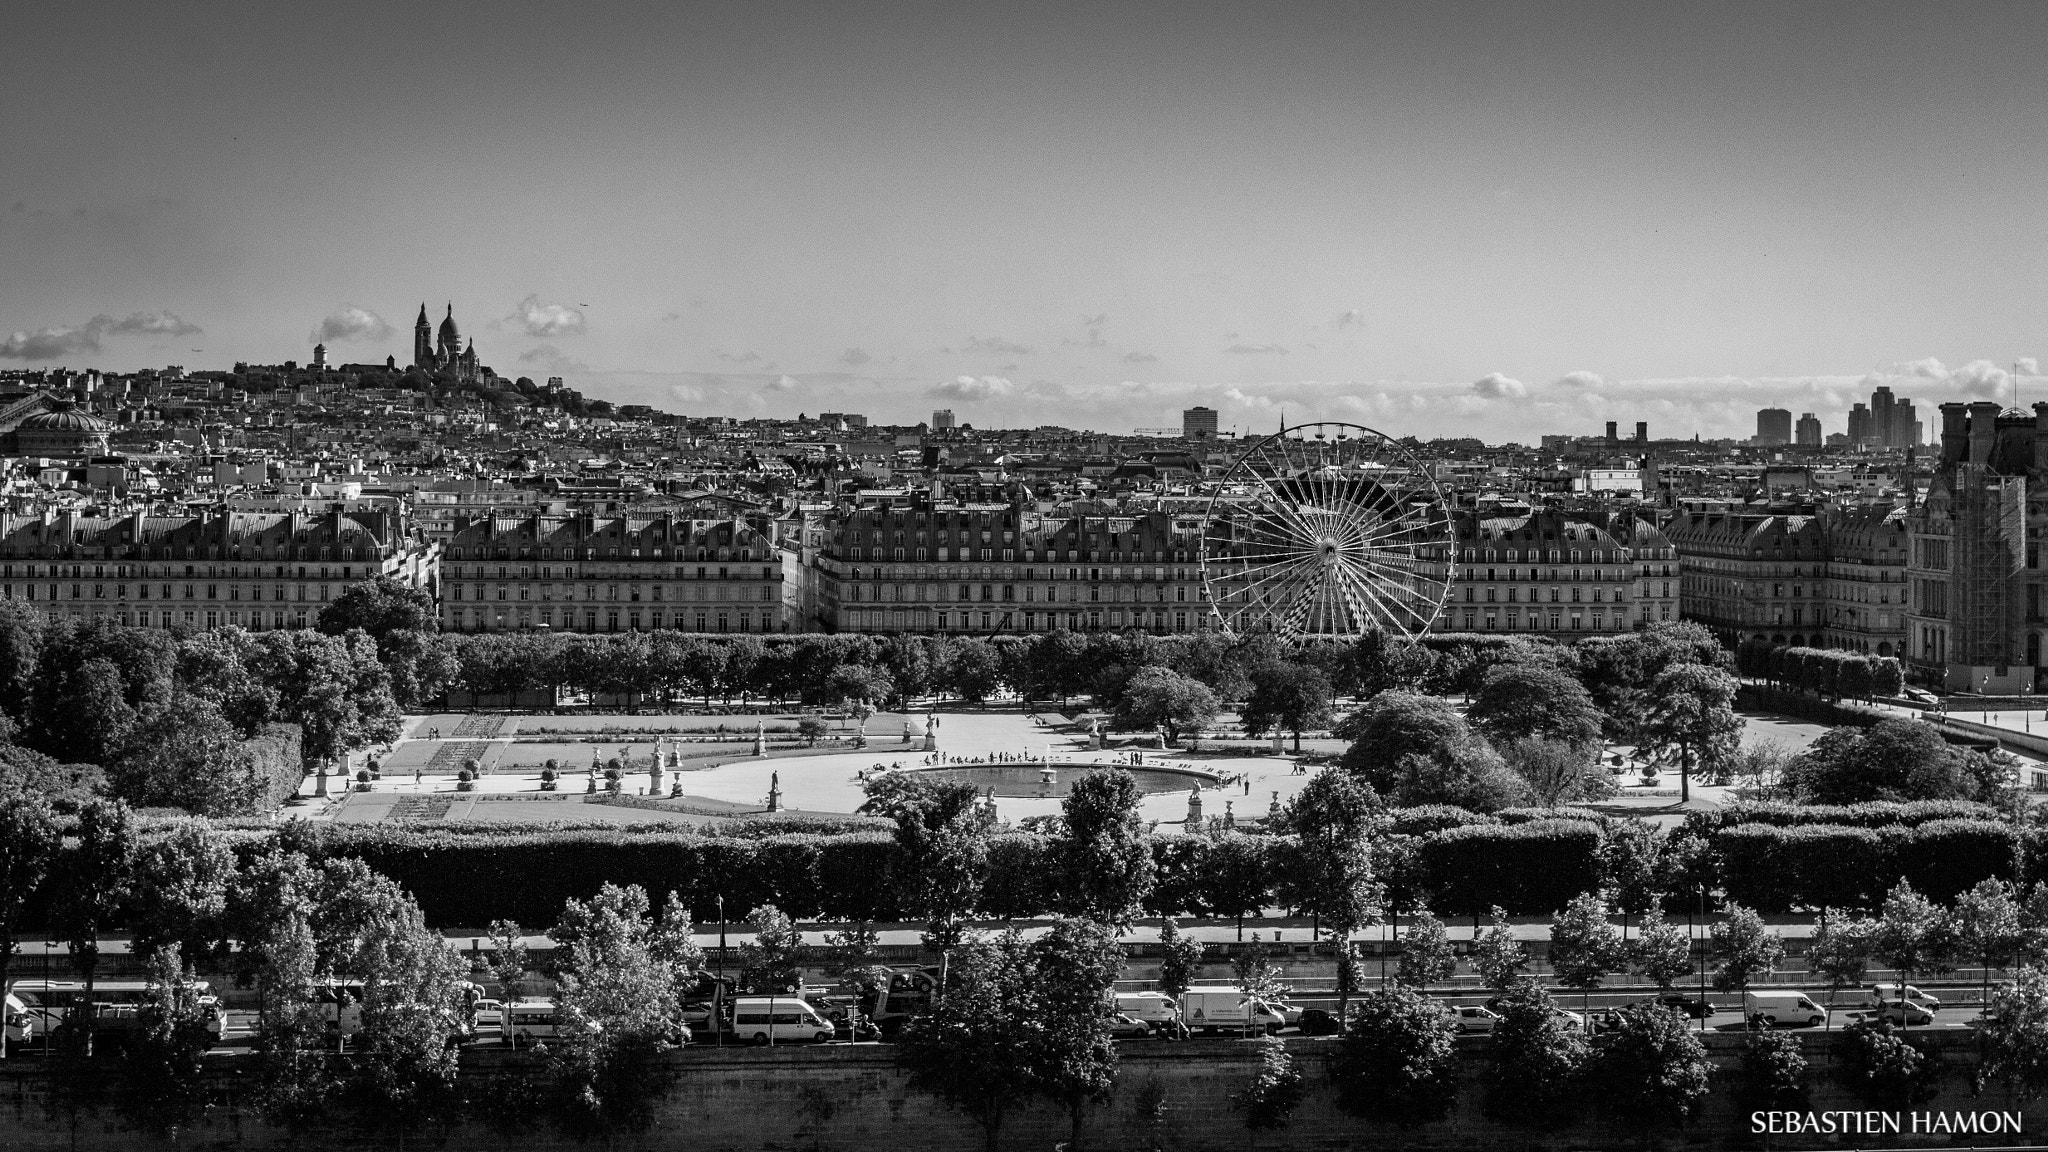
[1983,675,1992,723]
[2024,682,2033,734]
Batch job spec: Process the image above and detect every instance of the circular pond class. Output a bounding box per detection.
[905,761,1220,799]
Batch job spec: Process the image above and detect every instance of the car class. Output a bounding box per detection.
[1294,1007,1344,1037]
[1641,993,1715,1019]
[1481,996,1584,1031]
[471,998,504,1029]
[1871,999,1936,1027]
[1453,1005,1501,1034]
[1107,1012,1154,1039]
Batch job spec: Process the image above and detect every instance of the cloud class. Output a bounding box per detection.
[2018,357,2040,375]
[1123,351,1158,363]
[1947,359,2010,398]
[518,344,587,373]
[507,294,587,339]
[1335,309,1365,330]
[1225,343,1288,355]
[1471,372,1528,399]
[0,310,203,360]
[1065,314,1110,348]
[1554,370,1604,389]
[309,305,392,344]
[1894,356,1947,378]
[714,350,765,365]
[962,335,1032,356]
[840,347,872,367]
[930,375,1016,401]
[766,375,801,392]
[660,311,682,323]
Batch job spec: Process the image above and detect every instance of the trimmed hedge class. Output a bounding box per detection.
[1684,800,2001,835]
[1714,819,2023,912]
[1420,819,1604,917]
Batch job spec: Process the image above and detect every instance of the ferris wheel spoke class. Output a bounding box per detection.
[1331,560,1407,635]
[1220,552,1326,588]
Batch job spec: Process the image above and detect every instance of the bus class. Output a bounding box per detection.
[5,979,228,1048]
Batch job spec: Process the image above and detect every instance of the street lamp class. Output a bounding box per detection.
[2024,682,2033,734]
[1983,675,1992,723]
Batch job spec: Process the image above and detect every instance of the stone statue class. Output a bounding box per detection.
[766,770,783,813]
[1186,786,1203,828]
[922,715,937,752]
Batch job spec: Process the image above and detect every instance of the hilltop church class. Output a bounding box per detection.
[413,303,483,382]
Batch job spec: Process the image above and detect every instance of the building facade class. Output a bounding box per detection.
[0,506,435,630]
[1448,509,1677,636]
[1904,400,2048,692]
[1667,509,1831,646]
[439,512,792,634]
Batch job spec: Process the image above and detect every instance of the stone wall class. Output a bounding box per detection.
[0,1029,2036,1152]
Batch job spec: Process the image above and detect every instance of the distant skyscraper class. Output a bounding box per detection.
[1182,406,1219,439]
[1605,420,1618,441]
[1848,402,1871,445]
[1635,421,1648,444]
[1871,385,1896,446]
[1893,398,1919,447]
[1756,408,1792,445]
[1796,412,1821,446]
[931,409,956,431]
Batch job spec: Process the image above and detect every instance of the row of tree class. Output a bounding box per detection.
[1737,639,1908,700]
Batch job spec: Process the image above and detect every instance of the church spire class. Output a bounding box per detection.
[416,303,429,326]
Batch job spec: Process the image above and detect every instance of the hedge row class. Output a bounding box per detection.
[1684,799,2002,835]
[1715,819,2026,911]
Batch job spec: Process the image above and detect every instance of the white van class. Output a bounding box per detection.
[1115,992,1180,1033]
[1179,988,1290,1035]
[503,1001,594,1048]
[1743,990,1826,1028]
[5,993,33,1047]
[1864,984,1942,1012]
[730,996,834,1045]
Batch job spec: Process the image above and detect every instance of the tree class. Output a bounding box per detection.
[942,640,1003,705]
[1473,907,1528,992]
[1638,663,1743,803]
[1784,718,1990,803]
[827,663,894,731]
[1598,819,1663,940]
[1549,892,1623,1015]
[1333,986,1460,1127]
[0,789,59,1059]
[1977,966,2048,1101]
[861,774,989,953]
[255,629,405,771]
[1337,690,1530,810]
[1869,882,1955,1025]
[738,903,807,994]
[821,920,889,1001]
[1397,906,1456,989]
[1467,662,1603,750]
[1232,934,1286,1039]
[320,576,439,639]
[1950,878,2024,1022]
[115,944,216,1138]
[1240,663,1334,753]
[485,918,527,1001]
[1835,1018,1941,1107]
[1596,1002,1712,1133]
[1112,666,1219,745]
[128,819,238,970]
[1502,737,1609,808]
[1632,909,1694,991]
[1157,919,1203,999]
[110,694,271,815]
[1484,982,1590,1128]
[1710,903,1784,994]
[1737,1030,1809,1114]
[1232,1037,1305,1133]
[796,715,830,746]
[1055,768,1155,925]
[898,931,1041,1152]
[60,798,136,1055]
[1807,911,1871,1030]
[1030,919,1123,1149]
[1282,770,1384,1018]
[546,884,696,1140]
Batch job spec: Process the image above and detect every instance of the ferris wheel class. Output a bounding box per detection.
[1200,422,1455,641]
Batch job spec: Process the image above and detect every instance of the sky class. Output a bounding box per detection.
[4,0,2048,442]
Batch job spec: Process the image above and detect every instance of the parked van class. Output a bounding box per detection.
[1178,988,1290,1035]
[1114,992,1180,1033]
[730,996,834,1045]
[503,1001,592,1048]
[1864,984,1942,1012]
[5,993,34,1047]
[1742,990,1826,1029]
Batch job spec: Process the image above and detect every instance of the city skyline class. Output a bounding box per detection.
[6,1,2048,441]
